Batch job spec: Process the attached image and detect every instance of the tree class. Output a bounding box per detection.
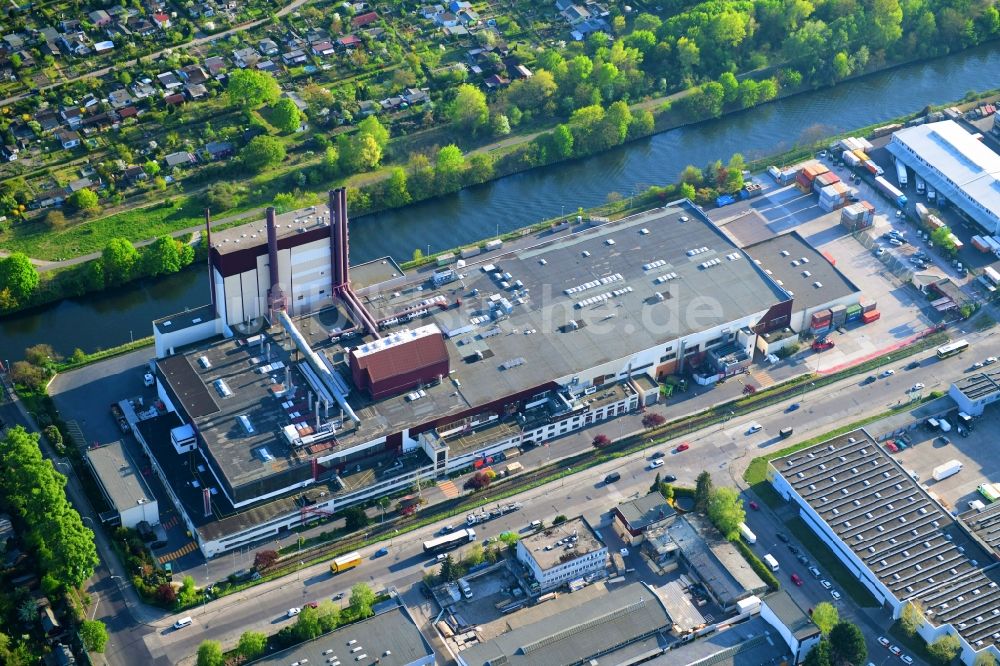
[237,631,267,661]
[435,144,465,193]
[241,135,286,173]
[828,622,866,666]
[975,653,999,666]
[45,209,68,230]
[253,549,279,571]
[803,640,833,666]
[143,235,183,276]
[707,487,745,540]
[694,471,713,512]
[0,253,39,303]
[930,225,958,254]
[553,514,568,525]
[927,634,961,665]
[719,71,739,104]
[80,620,109,653]
[196,640,225,666]
[642,413,666,428]
[384,167,411,208]
[294,605,323,642]
[811,602,839,635]
[464,543,485,567]
[144,160,161,177]
[339,133,382,172]
[68,188,99,214]
[343,506,369,531]
[448,84,489,132]
[592,434,612,448]
[439,553,456,582]
[102,238,140,286]
[349,583,376,619]
[552,124,574,158]
[227,69,281,109]
[507,70,557,110]
[492,113,511,136]
[357,116,390,149]
[899,600,924,636]
[464,470,494,490]
[270,98,302,133]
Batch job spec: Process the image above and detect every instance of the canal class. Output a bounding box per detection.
[5,43,1000,360]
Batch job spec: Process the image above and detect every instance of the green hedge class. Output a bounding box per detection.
[735,539,780,591]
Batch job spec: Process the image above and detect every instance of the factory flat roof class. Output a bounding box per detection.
[645,616,792,666]
[211,205,330,255]
[959,501,1000,559]
[86,440,154,512]
[520,516,604,571]
[153,304,218,336]
[952,369,1000,401]
[669,513,766,606]
[744,231,860,312]
[616,492,676,531]
[459,582,671,666]
[763,590,820,642]
[887,120,1000,228]
[350,256,405,291]
[249,605,433,666]
[772,429,1000,651]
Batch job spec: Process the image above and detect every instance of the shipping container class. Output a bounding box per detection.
[862,310,881,323]
[768,166,782,182]
[485,239,503,251]
[926,215,945,230]
[846,304,862,322]
[460,246,481,259]
[987,237,1000,253]
[860,296,877,312]
[915,203,929,222]
[436,252,455,266]
[864,160,883,176]
[830,304,848,326]
[978,483,1000,503]
[983,266,1000,286]
[947,233,964,251]
[972,236,990,253]
[842,151,862,168]
[779,168,799,184]
[814,172,841,189]
[853,149,870,162]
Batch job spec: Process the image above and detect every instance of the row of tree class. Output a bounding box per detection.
[804,603,867,666]
[0,427,98,591]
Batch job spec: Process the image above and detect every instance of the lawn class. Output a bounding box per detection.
[785,516,880,608]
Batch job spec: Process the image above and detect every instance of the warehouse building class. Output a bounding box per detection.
[85,440,159,529]
[516,516,607,592]
[612,492,676,545]
[886,120,1000,234]
[949,369,1000,416]
[141,191,858,557]
[770,429,1000,664]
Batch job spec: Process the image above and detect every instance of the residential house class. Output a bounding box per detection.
[36,109,60,131]
[81,111,117,131]
[10,121,36,142]
[109,89,133,109]
[443,25,469,36]
[39,40,60,57]
[59,19,82,32]
[256,59,278,73]
[179,64,208,84]
[403,87,430,105]
[200,3,216,18]
[89,9,113,27]
[131,80,157,99]
[13,49,35,67]
[379,95,405,111]
[164,151,196,168]
[107,5,130,20]
[484,74,509,89]
[163,92,185,106]
[202,141,234,160]
[35,188,67,208]
[420,4,445,19]
[586,1,611,17]
[434,11,458,27]
[152,13,172,29]
[94,40,115,54]
[258,38,279,55]
[458,8,479,25]
[281,91,308,111]
[310,40,335,56]
[560,4,591,25]
[68,177,100,192]
[358,100,378,116]
[1,34,24,50]
[514,64,533,78]
[54,643,75,666]
[81,93,100,109]
[1,145,19,161]
[126,17,157,37]
[117,106,139,120]
[39,27,60,43]
[55,129,81,149]
[336,35,362,49]
[40,605,60,636]
[61,107,83,129]
[156,71,182,89]
[232,47,259,68]
[59,32,91,56]
[204,56,226,76]
[123,165,148,182]
[184,83,207,100]
[351,11,379,27]
[282,49,308,65]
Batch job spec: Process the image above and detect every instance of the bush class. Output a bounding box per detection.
[253,549,279,571]
[552,514,568,525]
[592,434,612,448]
[642,413,666,428]
[464,470,494,491]
[155,583,177,605]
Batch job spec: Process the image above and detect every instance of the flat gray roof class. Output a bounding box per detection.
[762,590,820,642]
[212,205,329,254]
[960,501,1000,559]
[669,514,766,606]
[772,429,1000,651]
[459,582,671,666]
[86,440,154,512]
[248,605,433,666]
[153,303,217,336]
[520,516,603,571]
[744,231,860,313]
[645,616,791,666]
[616,492,676,531]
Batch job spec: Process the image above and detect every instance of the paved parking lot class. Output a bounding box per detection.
[892,404,1000,512]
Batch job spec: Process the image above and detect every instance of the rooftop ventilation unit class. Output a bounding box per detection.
[643,259,667,271]
[214,379,232,398]
[238,414,254,434]
[197,355,212,369]
[780,250,790,257]
[813,281,823,288]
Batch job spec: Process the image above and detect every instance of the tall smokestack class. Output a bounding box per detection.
[339,188,350,288]
[329,190,341,292]
[266,207,284,316]
[205,208,215,313]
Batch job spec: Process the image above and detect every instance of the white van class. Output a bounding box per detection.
[938,418,952,433]
[763,554,779,572]
[173,617,193,629]
[459,579,472,599]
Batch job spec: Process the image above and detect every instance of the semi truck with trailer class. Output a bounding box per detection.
[423,528,477,553]
[738,523,757,544]
[895,159,908,187]
[874,176,908,207]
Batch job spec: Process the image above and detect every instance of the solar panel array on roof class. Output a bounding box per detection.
[773,431,1000,651]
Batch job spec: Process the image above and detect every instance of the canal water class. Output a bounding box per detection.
[5,43,1000,360]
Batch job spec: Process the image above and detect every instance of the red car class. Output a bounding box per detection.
[749,501,760,510]
[885,442,898,453]
[812,339,835,352]
[675,443,690,453]
[791,573,803,586]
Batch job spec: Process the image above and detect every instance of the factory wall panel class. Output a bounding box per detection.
[223,274,245,325]
[240,268,261,322]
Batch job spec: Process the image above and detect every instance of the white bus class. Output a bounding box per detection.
[423,528,476,554]
[738,523,757,544]
[936,339,969,359]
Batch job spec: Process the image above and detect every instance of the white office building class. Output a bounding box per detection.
[516,517,608,592]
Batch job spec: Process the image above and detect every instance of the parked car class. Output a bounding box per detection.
[880,369,895,377]
[901,656,913,665]
[889,645,902,656]
[863,375,877,385]
[776,533,790,543]
[786,402,800,412]
[791,573,803,586]
[986,357,998,365]
[287,607,302,617]
[748,501,760,510]
[808,566,821,578]
[746,423,763,434]
[662,474,677,483]
[820,579,832,589]
[878,636,890,648]
[651,451,665,459]
[830,590,841,600]
[373,547,389,558]
[797,554,810,566]
[649,460,664,469]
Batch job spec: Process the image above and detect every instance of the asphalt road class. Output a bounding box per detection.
[125,330,1000,665]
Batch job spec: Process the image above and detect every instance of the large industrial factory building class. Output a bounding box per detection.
[135,191,854,557]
